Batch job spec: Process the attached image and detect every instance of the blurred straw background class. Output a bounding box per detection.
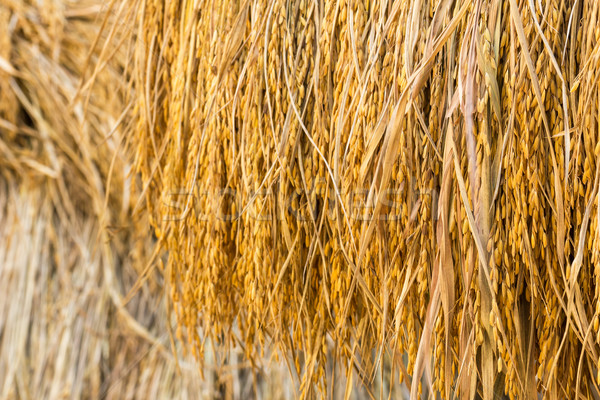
[0,1,207,398]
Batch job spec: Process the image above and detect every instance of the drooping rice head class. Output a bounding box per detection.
[134,0,600,398]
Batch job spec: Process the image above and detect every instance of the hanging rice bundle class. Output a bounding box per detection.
[134,0,600,398]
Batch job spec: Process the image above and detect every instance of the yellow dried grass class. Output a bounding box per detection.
[0,1,206,398]
[133,0,600,398]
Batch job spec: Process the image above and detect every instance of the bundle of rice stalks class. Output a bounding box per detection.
[134,0,600,398]
[0,1,205,398]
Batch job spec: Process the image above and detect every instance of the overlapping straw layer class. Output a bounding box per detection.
[134,0,600,398]
[0,1,205,398]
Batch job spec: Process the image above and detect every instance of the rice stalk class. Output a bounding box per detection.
[133,0,600,398]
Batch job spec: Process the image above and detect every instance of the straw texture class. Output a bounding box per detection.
[134,0,600,398]
[0,1,205,398]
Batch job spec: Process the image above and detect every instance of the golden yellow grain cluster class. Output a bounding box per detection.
[134,0,600,398]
